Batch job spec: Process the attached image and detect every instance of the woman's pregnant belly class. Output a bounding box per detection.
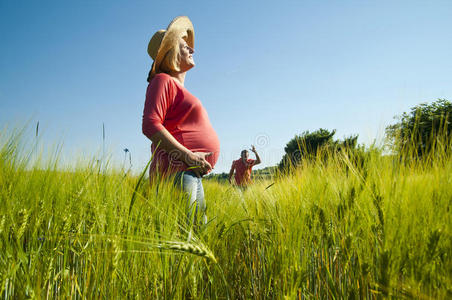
[173,126,220,169]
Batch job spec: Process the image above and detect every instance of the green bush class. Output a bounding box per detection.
[278,128,359,170]
[386,99,451,157]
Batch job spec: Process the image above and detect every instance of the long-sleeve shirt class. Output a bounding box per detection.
[142,73,220,176]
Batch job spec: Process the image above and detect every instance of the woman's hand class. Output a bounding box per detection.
[149,129,214,177]
[185,151,213,177]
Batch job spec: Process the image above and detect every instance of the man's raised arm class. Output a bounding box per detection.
[251,145,261,165]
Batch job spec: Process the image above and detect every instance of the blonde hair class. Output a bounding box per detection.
[158,44,181,74]
[147,45,180,82]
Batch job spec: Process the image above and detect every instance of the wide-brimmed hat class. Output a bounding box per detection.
[147,16,194,76]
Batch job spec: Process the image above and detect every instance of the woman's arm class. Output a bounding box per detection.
[149,128,212,177]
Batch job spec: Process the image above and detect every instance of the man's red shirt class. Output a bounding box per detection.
[232,158,256,186]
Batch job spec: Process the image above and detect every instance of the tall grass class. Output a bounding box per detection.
[1,128,451,298]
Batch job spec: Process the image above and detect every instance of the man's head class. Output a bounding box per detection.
[241,150,249,160]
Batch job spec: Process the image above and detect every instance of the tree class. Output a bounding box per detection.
[278,128,358,170]
[386,99,451,157]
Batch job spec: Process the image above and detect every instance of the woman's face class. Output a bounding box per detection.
[178,38,195,72]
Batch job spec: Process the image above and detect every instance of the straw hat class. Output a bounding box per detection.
[147,16,194,76]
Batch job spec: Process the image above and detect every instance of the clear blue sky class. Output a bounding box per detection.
[1,0,451,173]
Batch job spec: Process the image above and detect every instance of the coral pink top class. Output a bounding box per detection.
[142,73,220,177]
[232,159,256,186]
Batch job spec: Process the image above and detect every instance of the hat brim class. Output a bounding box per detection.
[151,16,194,76]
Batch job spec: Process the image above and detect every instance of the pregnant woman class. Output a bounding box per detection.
[142,16,220,227]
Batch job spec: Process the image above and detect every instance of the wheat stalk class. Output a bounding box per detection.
[157,241,217,263]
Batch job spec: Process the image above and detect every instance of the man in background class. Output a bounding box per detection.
[228,145,261,188]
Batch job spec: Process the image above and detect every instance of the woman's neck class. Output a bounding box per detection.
[169,71,187,86]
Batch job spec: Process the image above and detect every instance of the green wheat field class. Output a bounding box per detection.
[1,128,451,299]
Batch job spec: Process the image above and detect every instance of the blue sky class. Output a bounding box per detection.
[1,0,451,173]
